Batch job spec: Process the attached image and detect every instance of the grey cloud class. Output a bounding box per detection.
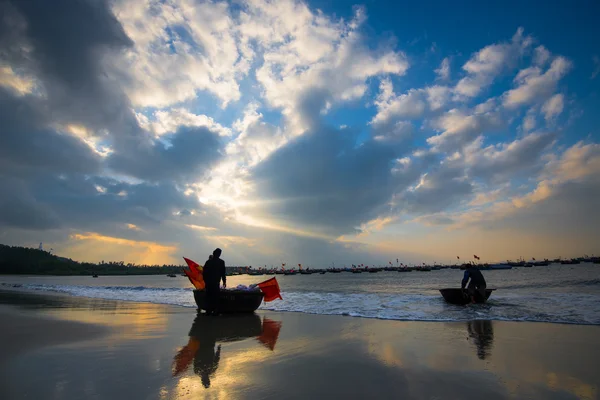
[0,88,103,176]
[108,126,224,183]
[398,163,473,215]
[0,176,61,230]
[484,178,600,244]
[1,0,222,184]
[3,0,136,132]
[251,122,415,236]
[30,174,200,231]
[427,109,504,153]
[467,132,556,184]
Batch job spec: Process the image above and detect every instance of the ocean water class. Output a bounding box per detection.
[1,264,599,325]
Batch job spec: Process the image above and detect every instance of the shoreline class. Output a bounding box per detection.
[2,283,600,327]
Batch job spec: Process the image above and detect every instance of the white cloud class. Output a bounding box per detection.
[137,108,232,137]
[435,57,450,80]
[111,0,248,108]
[371,79,450,127]
[541,93,564,121]
[533,45,551,66]
[426,103,503,152]
[502,56,571,108]
[454,27,533,99]
[252,5,409,133]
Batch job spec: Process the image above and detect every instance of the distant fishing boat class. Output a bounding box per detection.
[92,274,98,278]
[167,274,177,277]
[560,259,580,265]
[489,263,512,270]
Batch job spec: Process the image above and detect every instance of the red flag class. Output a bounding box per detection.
[257,317,282,351]
[183,257,204,289]
[172,337,200,376]
[258,277,283,302]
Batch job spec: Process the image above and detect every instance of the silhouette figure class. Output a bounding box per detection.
[461,266,487,303]
[172,313,283,388]
[203,248,227,315]
[467,320,494,360]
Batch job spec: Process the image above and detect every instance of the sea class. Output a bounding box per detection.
[1,263,599,325]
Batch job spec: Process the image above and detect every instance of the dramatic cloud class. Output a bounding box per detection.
[0,1,597,264]
[250,124,410,236]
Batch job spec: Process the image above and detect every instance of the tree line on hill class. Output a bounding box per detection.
[0,244,185,276]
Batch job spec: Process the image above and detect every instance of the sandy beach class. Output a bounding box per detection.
[0,289,598,400]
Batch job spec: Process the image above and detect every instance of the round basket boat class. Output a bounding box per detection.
[439,288,495,305]
[193,289,264,313]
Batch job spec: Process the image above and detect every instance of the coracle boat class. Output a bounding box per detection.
[194,289,264,313]
[439,288,496,305]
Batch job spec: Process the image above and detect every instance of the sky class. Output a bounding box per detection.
[1,0,599,267]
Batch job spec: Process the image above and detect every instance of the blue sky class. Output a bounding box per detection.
[1,0,599,266]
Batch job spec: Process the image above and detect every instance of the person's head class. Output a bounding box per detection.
[213,248,222,259]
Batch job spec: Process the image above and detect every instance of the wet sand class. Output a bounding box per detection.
[0,289,598,400]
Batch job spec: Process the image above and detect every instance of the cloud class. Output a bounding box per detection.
[108,125,224,183]
[502,57,571,108]
[440,141,600,235]
[252,5,409,133]
[397,162,473,214]
[533,45,551,66]
[186,224,218,232]
[454,27,532,98]
[0,88,103,176]
[68,232,178,264]
[541,94,564,121]
[250,123,415,236]
[371,79,451,128]
[426,102,504,152]
[464,132,556,184]
[435,57,450,80]
[137,108,232,138]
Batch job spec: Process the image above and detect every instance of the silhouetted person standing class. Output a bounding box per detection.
[203,248,226,315]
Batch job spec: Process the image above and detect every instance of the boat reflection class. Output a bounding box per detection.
[172,313,283,388]
[467,320,494,360]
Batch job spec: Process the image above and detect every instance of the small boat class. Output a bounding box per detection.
[92,274,98,278]
[319,271,326,274]
[167,274,177,277]
[439,288,495,305]
[489,263,512,270]
[193,289,264,313]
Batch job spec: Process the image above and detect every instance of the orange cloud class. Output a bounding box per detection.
[66,232,178,265]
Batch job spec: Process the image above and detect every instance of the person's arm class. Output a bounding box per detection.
[461,270,469,289]
[220,261,226,288]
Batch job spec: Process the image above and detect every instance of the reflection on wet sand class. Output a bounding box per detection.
[467,320,494,359]
[172,313,282,388]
